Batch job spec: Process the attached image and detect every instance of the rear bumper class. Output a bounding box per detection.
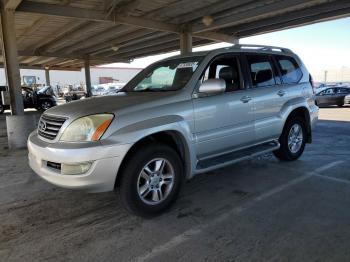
[309,104,318,130]
[28,132,132,192]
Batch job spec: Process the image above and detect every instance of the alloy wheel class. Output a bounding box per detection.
[137,158,175,205]
[288,123,303,154]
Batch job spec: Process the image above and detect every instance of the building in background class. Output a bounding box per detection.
[0,66,142,87]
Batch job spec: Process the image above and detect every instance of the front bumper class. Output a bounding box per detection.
[28,132,132,192]
[344,97,350,105]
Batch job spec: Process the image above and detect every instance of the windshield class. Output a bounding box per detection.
[37,86,50,94]
[122,56,203,92]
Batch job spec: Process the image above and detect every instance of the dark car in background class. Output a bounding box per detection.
[0,86,57,113]
[315,86,350,107]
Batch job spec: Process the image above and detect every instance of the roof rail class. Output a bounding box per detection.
[229,44,293,54]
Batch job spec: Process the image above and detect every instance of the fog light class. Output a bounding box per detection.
[61,162,92,175]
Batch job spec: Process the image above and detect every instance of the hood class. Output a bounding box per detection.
[44,92,174,119]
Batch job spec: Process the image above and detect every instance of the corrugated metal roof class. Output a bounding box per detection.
[1,0,349,70]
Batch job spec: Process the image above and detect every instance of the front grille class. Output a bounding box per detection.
[38,114,67,140]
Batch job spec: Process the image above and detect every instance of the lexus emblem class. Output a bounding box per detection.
[39,120,47,131]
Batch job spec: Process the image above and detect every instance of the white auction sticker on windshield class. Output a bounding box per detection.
[177,62,198,68]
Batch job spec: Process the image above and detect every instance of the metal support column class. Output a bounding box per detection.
[180,30,192,55]
[45,67,50,86]
[84,57,92,97]
[233,38,240,44]
[0,8,24,115]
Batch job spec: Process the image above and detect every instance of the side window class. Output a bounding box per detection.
[337,88,350,94]
[201,55,242,92]
[276,55,302,84]
[247,55,276,88]
[325,88,335,95]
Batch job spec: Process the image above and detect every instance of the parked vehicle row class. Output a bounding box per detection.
[91,83,126,96]
[315,86,350,107]
[0,86,57,114]
[63,85,86,102]
[28,45,318,217]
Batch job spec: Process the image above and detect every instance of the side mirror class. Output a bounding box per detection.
[198,79,226,95]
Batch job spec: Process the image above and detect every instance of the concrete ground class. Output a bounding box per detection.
[0,107,350,262]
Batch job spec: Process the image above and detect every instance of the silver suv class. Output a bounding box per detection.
[28,45,318,217]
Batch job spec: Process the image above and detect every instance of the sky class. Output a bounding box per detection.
[103,17,350,72]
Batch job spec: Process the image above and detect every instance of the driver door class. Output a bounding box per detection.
[193,54,255,159]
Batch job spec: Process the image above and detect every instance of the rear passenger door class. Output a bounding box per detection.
[274,55,304,107]
[245,54,281,142]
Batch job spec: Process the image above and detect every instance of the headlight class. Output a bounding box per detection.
[60,114,114,142]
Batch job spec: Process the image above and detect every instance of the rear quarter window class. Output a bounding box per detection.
[276,55,303,84]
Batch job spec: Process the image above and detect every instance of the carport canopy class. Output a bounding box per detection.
[4,0,350,70]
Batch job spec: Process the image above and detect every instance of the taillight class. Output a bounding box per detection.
[309,74,315,94]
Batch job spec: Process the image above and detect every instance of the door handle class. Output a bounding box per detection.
[240,96,252,103]
[277,90,286,97]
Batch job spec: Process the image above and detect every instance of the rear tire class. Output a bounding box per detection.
[337,103,344,107]
[119,143,183,218]
[273,117,306,161]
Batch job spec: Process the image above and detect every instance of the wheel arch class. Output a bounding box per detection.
[283,106,312,143]
[114,130,192,188]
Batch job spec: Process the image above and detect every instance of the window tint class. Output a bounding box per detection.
[276,55,302,84]
[247,55,276,87]
[202,55,242,92]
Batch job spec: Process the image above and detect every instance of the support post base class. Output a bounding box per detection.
[6,114,39,149]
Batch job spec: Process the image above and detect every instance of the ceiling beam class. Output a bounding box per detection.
[3,0,22,10]
[17,17,47,46]
[111,39,209,60]
[104,35,180,57]
[234,6,350,38]
[24,19,87,52]
[17,50,129,64]
[195,31,235,43]
[151,0,258,24]
[119,39,209,61]
[39,21,94,52]
[17,1,180,33]
[56,25,132,54]
[0,64,81,71]
[19,56,39,64]
[227,1,350,35]
[193,0,326,33]
[16,1,234,43]
[78,29,154,54]
[90,31,170,56]
[25,1,161,55]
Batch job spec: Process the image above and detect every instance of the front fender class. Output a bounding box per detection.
[103,115,197,179]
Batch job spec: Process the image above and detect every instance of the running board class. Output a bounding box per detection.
[195,141,280,174]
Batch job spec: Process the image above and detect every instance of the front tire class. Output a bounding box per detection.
[119,143,183,217]
[273,117,306,161]
[40,101,52,111]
